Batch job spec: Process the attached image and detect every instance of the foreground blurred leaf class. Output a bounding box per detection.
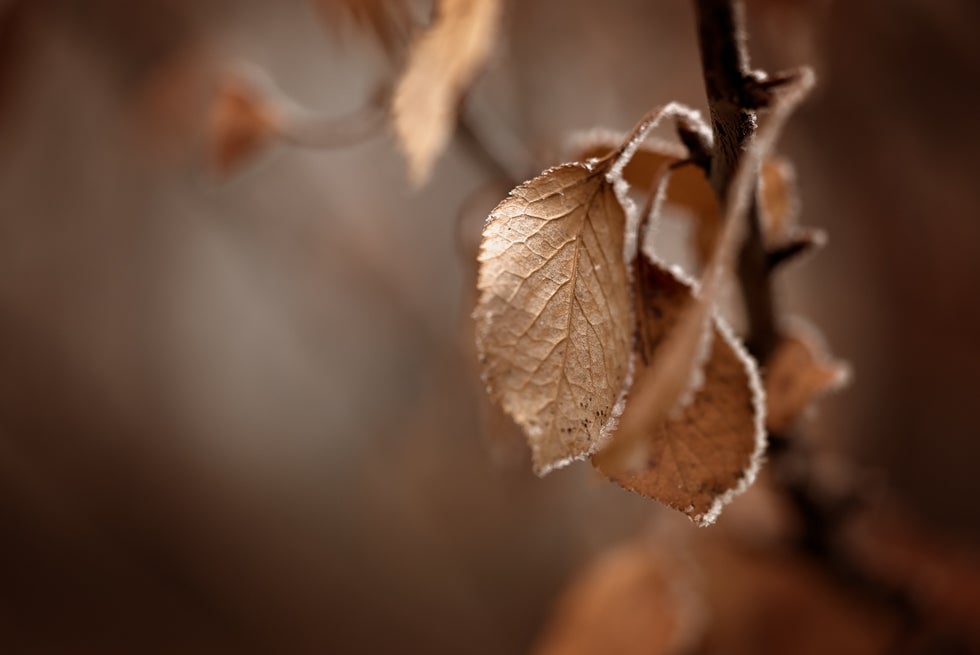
[573,135,806,268]
[474,158,632,475]
[532,542,702,655]
[537,533,902,655]
[575,136,720,261]
[595,75,815,522]
[590,125,763,526]
[392,0,501,185]
[475,103,772,522]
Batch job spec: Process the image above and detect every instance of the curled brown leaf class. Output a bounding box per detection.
[597,255,765,526]
[764,320,850,433]
[531,542,703,655]
[473,104,710,475]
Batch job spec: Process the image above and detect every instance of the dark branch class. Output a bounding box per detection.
[693,0,779,361]
[693,0,755,198]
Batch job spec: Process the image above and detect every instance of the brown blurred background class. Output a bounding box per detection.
[1,0,978,652]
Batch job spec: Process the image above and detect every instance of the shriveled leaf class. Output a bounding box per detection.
[593,76,816,521]
[313,0,415,57]
[532,543,702,655]
[209,74,280,174]
[393,0,501,186]
[759,155,798,245]
[474,159,632,475]
[599,256,765,526]
[591,155,734,488]
[672,162,723,265]
[572,134,815,269]
[571,133,683,189]
[765,323,849,433]
[572,134,723,266]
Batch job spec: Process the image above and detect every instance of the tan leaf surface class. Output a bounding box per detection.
[536,533,902,655]
[764,323,849,433]
[392,0,501,186]
[573,136,722,265]
[474,160,632,475]
[572,136,682,189]
[600,257,765,526]
[531,543,702,655]
[759,155,798,245]
[209,75,280,174]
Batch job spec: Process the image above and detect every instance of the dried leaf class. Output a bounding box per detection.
[392,0,502,186]
[209,74,280,174]
[593,75,815,521]
[759,156,798,244]
[531,543,702,655]
[764,322,849,433]
[614,144,720,265]
[600,257,765,526]
[474,159,632,475]
[572,133,765,267]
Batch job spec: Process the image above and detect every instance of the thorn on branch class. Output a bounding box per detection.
[766,229,827,271]
[743,68,813,110]
[675,117,713,171]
